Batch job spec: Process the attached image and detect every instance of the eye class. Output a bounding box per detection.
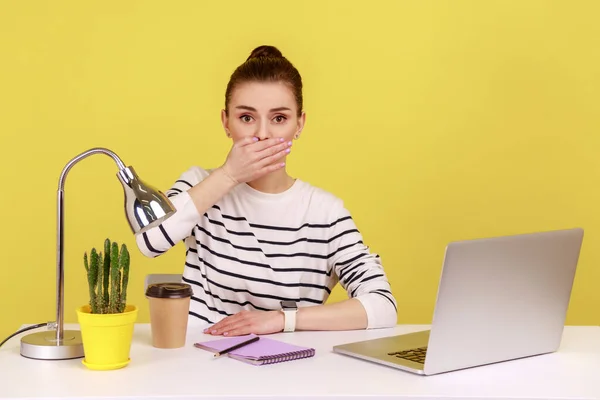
[240,115,253,123]
[273,115,287,123]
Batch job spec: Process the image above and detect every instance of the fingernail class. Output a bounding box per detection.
[287,141,292,146]
[286,148,290,153]
[253,137,259,142]
[280,162,286,167]
[279,138,284,142]
[223,332,229,336]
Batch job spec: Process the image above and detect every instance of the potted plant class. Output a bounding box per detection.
[76,238,138,370]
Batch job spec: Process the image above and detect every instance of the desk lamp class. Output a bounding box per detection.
[19,147,176,360]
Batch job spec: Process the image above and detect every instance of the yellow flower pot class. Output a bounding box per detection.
[76,304,138,370]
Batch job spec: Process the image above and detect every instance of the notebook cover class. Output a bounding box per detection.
[194,334,315,365]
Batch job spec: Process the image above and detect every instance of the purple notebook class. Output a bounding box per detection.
[194,334,315,365]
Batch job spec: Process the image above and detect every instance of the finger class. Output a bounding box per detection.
[208,312,248,334]
[257,161,286,176]
[258,147,291,168]
[237,136,260,147]
[214,320,248,336]
[204,323,222,334]
[222,325,253,337]
[204,315,236,333]
[251,137,288,152]
[206,323,231,335]
[255,140,292,161]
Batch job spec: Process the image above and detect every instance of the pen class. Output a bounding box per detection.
[214,336,260,358]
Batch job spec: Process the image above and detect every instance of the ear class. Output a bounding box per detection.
[294,111,306,140]
[221,109,231,138]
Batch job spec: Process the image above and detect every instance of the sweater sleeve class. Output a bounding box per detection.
[327,201,398,329]
[135,167,208,258]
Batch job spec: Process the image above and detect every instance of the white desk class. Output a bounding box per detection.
[1,323,598,400]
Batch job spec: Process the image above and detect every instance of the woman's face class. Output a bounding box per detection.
[221,81,305,143]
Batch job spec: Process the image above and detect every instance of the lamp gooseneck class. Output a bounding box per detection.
[58,148,126,190]
[55,148,127,342]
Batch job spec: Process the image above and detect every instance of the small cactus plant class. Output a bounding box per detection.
[83,238,130,314]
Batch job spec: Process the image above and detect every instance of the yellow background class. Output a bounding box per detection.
[1,1,599,342]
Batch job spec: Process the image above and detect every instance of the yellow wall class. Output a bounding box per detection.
[1,1,599,342]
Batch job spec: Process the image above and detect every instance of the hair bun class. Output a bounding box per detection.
[247,45,284,61]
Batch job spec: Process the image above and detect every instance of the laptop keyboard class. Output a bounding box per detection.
[388,347,427,364]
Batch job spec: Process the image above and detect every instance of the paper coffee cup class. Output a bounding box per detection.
[145,282,193,349]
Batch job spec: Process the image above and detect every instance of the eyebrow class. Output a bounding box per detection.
[235,105,292,112]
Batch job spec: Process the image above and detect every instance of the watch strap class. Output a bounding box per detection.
[283,309,297,332]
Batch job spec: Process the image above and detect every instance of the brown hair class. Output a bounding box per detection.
[224,45,303,117]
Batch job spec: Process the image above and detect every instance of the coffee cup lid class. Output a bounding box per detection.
[146,282,193,299]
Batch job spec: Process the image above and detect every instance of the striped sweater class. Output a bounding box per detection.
[135,166,398,329]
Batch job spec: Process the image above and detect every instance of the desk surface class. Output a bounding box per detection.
[1,323,599,400]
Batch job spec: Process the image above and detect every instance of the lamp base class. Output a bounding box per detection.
[20,330,84,360]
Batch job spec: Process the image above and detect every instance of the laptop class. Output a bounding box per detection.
[333,227,584,375]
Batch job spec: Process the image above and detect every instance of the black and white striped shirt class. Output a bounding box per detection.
[136,166,397,328]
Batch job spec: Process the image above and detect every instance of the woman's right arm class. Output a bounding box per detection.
[135,167,236,258]
[135,136,292,258]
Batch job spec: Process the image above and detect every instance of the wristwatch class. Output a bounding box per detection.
[280,300,298,332]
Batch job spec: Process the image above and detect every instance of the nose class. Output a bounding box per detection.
[255,120,271,140]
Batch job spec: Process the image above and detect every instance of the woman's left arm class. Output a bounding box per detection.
[205,201,397,336]
[297,201,398,330]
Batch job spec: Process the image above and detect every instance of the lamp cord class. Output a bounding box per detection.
[0,323,48,348]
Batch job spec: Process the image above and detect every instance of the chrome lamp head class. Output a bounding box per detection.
[19,148,175,360]
[118,166,175,234]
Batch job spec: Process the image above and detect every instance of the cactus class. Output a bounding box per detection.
[109,241,119,313]
[119,244,130,313]
[95,252,105,313]
[87,249,99,314]
[102,239,111,307]
[83,239,131,314]
[84,251,96,313]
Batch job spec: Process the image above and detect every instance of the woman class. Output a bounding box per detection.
[136,45,397,336]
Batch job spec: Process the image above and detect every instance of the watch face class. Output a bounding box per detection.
[281,300,297,310]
